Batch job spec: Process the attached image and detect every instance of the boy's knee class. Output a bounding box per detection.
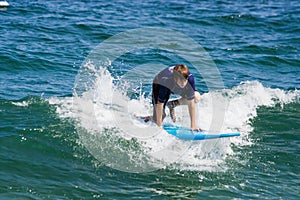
[194,91,201,103]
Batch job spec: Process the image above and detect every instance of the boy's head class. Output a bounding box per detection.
[173,64,189,88]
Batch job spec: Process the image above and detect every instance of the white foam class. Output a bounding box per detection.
[0,1,9,7]
[50,63,299,172]
[11,101,29,107]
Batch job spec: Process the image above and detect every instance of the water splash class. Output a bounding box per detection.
[49,62,299,172]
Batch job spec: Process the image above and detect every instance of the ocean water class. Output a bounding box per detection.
[1,0,299,199]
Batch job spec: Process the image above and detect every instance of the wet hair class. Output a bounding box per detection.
[173,64,189,80]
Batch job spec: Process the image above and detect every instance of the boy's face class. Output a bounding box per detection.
[175,77,188,88]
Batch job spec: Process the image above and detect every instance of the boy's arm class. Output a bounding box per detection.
[155,102,164,128]
[188,100,196,130]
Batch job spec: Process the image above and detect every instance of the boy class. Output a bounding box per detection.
[141,64,201,130]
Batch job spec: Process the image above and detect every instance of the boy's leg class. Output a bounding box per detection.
[167,91,201,122]
[152,103,167,123]
[166,100,179,122]
[152,83,167,123]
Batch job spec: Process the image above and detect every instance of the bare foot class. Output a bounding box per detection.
[134,113,152,123]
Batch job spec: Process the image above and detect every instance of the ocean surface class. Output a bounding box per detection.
[1,0,299,199]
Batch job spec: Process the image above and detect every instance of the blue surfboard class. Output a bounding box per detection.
[163,124,240,140]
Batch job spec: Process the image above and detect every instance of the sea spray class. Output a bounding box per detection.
[49,63,299,172]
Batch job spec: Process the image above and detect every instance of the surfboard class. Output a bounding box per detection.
[163,124,240,140]
[132,114,240,140]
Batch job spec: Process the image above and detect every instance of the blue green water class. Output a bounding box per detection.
[1,0,299,199]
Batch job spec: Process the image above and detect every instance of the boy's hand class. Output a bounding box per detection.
[191,127,205,132]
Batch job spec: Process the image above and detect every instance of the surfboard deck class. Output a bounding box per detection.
[163,124,240,140]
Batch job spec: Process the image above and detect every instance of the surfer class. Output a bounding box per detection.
[138,64,201,130]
